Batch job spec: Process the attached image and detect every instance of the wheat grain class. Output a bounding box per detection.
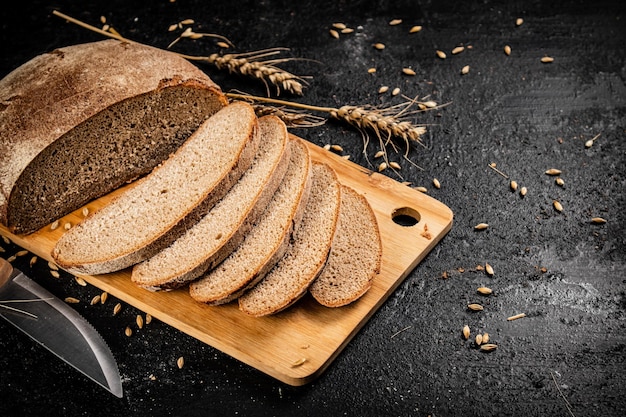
[541,56,554,63]
[507,313,526,321]
[389,19,402,25]
[480,343,498,352]
[402,68,416,75]
[291,357,307,367]
[65,297,80,304]
[468,303,484,311]
[585,133,601,148]
[485,263,494,276]
[409,25,423,33]
[452,46,465,55]
[373,43,385,50]
[461,65,470,75]
[329,29,339,39]
[436,50,447,59]
[504,45,511,55]
[474,223,489,230]
[177,357,185,369]
[463,325,470,340]
[545,168,562,175]
[591,217,607,224]
[553,200,563,212]
[477,287,493,295]
[516,18,524,26]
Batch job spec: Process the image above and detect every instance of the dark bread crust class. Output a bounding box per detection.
[0,39,227,234]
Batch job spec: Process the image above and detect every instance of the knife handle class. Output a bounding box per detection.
[0,258,14,288]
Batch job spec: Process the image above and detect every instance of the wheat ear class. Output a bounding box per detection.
[226,92,446,169]
[52,11,307,96]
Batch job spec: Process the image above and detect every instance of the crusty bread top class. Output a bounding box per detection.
[131,115,290,289]
[309,185,382,307]
[0,39,225,228]
[238,162,341,317]
[51,102,258,274]
[189,137,312,304]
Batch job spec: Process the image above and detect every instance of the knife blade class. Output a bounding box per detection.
[0,257,123,398]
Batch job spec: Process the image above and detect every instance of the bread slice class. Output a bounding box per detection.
[131,115,290,290]
[238,162,341,317]
[51,102,259,275]
[0,39,227,234]
[189,137,312,304]
[309,185,382,307]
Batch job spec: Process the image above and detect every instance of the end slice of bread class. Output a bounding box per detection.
[1,39,226,234]
[51,102,259,275]
[238,162,341,317]
[189,137,312,304]
[309,185,382,307]
[131,115,290,290]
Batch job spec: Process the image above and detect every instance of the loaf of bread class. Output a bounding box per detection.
[238,162,341,317]
[189,137,312,305]
[309,185,382,307]
[131,115,290,290]
[51,102,259,275]
[0,39,227,234]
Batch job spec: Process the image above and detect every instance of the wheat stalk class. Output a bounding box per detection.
[179,49,308,96]
[226,92,447,170]
[52,10,307,96]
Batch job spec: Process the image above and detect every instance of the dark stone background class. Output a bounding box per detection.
[1,1,625,416]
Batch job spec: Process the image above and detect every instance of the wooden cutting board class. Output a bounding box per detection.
[0,136,453,386]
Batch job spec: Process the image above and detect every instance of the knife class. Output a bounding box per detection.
[0,257,123,398]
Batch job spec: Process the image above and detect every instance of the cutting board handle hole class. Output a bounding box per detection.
[391,207,420,227]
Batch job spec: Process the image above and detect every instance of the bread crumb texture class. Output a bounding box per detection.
[238,162,340,316]
[189,138,312,304]
[309,185,382,307]
[131,115,289,288]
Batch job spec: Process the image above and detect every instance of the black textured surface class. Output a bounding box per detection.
[1,1,625,416]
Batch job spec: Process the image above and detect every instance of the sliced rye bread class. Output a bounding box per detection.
[0,39,226,234]
[309,185,382,307]
[51,102,259,275]
[131,115,291,290]
[238,162,341,317]
[189,137,312,305]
